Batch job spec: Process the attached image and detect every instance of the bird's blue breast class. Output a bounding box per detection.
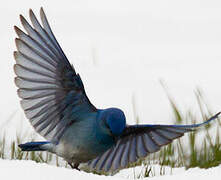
[94,110,116,149]
[56,110,115,162]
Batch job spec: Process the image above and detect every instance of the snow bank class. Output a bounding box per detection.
[150,166,221,180]
[0,160,121,180]
[0,159,220,180]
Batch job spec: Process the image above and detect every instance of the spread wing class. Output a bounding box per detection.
[14,8,97,143]
[87,112,220,174]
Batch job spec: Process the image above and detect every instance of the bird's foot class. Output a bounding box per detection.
[68,162,80,171]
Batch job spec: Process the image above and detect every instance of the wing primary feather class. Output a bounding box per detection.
[120,137,130,168]
[149,131,170,146]
[123,135,132,167]
[14,51,56,74]
[143,133,160,153]
[161,127,189,134]
[141,134,149,153]
[155,129,183,141]
[19,15,60,62]
[103,140,121,172]
[15,38,57,67]
[21,95,56,111]
[18,89,59,99]
[32,97,67,127]
[15,63,57,81]
[103,148,116,172]
[14,65,55,83]
[15,76,61,87]
[136,135,147,158]
[110,140,125,172]
[148,131,162,147]
[29,9,63,59]
[15,25,55,61]
[128,135,137,163]
[26,101,56,120]
[95,148,112,171]
[30,97,64,120]
[89,156,101,170]
[155,129,183,140]
[43,105,71,137]
[39,7,71,66]
[34,102,68,134]
[47,103,77,130]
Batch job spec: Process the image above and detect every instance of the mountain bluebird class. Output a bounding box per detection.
[14,8,220,174]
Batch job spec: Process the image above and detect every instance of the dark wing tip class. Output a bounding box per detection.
[204,111,221,125]
[14,26,23,36]
[40,7,44,14]
[13,64,19,77]
[29,8,33,14]
[19,14,25,22]
[13,51,18,60]
[19,14,29,28]
[14,38,20,49]
[29,9,35,18]
[214,111,221,117]
[14,77,20,88]
[14,25,18,31]
[40,7,45,18]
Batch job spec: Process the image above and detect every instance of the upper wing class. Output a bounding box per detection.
[87,112,220,174]
[14,8,97,142]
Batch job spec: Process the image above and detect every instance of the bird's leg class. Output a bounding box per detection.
[68,162,74,169]
[74,163,80,171]
[68,162,80,171]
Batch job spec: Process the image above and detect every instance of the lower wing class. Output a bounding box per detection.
[87,112,220,174]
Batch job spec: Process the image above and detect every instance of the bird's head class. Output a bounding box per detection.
[104,108,126,137]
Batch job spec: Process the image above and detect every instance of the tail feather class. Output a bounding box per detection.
[19,141,51,151]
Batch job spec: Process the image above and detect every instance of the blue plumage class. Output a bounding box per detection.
[19,142,51,151]
[101,108,126,136]
[13,8,220,174]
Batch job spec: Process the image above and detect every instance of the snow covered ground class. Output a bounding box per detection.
[0,0,221,179]
[0,159,220,180]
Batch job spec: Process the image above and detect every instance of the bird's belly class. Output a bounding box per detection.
[55,120,114,163]
[56,142,96,163]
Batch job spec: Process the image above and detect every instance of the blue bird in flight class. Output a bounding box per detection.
[14,8,220,174]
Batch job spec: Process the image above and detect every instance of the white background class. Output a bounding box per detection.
[1,0,221,139]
